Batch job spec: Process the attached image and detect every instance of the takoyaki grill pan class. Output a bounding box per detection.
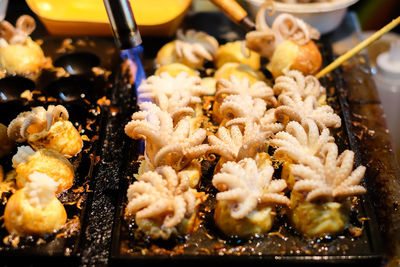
[0,36,121,265]
[0,11,387,267]
[108,12,384,267]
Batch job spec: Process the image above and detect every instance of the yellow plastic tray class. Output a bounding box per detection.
[26,0,192,37]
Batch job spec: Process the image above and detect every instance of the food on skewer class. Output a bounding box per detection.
[7,105,83,158]
[3,171,67,236]
[0,15,49,78]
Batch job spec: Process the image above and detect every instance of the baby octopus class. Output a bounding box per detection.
[174,29,219,67]
[7,105,82,158]
[125,165,200,238]
[124,102,209,171]
[275,92,341,129]
[212,158,290,220]
[207,121,271,162]
[215,75,277,108]
[272,70,325,99]
[0,15,36,46]
[291,142,366,202]
[270,119,334,160]
[218,94,267,125]
[137,72,208,123]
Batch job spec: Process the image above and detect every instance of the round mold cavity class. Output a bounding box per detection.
[45,75,94,102]
[54,52,101,75]
[0,76,35,102]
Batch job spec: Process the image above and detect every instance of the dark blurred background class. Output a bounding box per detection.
[350,0,400,33]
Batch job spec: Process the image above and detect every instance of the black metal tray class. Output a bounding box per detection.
[0,36,120,266]
[107,12,383,266]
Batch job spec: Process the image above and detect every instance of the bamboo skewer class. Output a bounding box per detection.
[316,16,400,79]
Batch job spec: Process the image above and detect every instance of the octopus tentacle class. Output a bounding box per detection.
[163,196,186,228]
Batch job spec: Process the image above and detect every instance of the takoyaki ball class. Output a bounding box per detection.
[4,172,67,236]
[15,148,74,194]
[0,37,46,77]
[215,41,261,71]
[214,62,267,85]
[155,62,200,77]
[289,191,350,238]
[267,40,322,79]
[214,200,275,238]
[28,120,83,159]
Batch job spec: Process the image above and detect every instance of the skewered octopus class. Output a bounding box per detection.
[156,29,219,69]
[275,92,341,129]
[212,158,290,237]
[4,171,67,236]
[125,165,202,239]
[291,142,366,202]
[124,102,209,171]
[0,15,47,76]
[7,105,83,158]
[245,1,322,77]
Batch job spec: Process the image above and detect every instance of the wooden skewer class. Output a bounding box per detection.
[316,16,400,79]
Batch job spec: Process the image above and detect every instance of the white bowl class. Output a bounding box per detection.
[244,0,359,34]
